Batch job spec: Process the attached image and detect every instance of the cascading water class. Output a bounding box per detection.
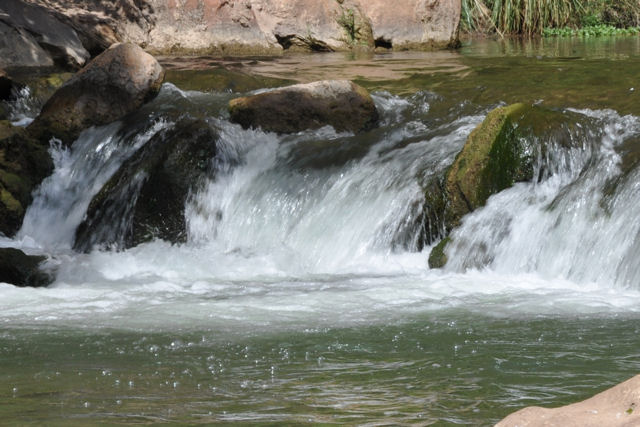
[5,47,640,424]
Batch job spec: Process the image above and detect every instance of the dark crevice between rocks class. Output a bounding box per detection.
[374,37,393,49]
[275,34,334,52]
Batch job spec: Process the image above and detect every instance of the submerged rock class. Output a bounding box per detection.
[28,43,165,145]
[74,117,218,252]
[0,128,54,236]
[496,374,640,427]
[0,248,54,287]
[229,80,379,134]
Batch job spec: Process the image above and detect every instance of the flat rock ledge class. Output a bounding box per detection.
[229,80,379,134]
[496,374,640,427]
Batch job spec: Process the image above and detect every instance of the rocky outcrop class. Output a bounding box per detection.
[496,374,640,427]
[28,43,164,145]
[0,248,54,287]
[1,0,459,58]
[229,80,379,134]
[74,117,218,252]
[0,0,89,69]
[0,127,54,237]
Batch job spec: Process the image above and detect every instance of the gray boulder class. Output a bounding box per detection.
[28,42,165,144]
[229,80,379,134]
[0,0,89,68]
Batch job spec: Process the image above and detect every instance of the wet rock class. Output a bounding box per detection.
[74,117,218,252]
[229,80,379,134]
[0,128,54,236]
[0,69,14,101]
[428,236,450,269]
[28,43,165,145]
[444,103,534,228]
[0,248,53,287]
[0,0,89,68]
[496,374,640,427]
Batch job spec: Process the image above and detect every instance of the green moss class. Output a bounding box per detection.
[444,103,533,227]
[428,237,451,269]
[0,187,22,214]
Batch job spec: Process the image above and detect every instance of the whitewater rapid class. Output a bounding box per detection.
[3,84,640,335]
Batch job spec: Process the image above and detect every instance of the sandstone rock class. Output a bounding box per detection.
[0,0,90,68]
[229,80,379,134]
[0,248,54,287]
[361,0,461,49]
[74,117,218,252]
[28,43,164,145]
[1,0,459,55]
[496,374,640,427]
[0,127,54,236]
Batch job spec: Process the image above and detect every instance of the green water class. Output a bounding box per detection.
[3,315,640,425]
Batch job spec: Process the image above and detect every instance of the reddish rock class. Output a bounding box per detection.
[497,375,640,427]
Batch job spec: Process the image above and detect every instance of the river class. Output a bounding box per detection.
[2,38,640,425]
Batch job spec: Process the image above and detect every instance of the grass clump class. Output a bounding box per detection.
[462,0,640,36]
[543,24,640,37]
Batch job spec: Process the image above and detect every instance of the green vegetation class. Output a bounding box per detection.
[543,24,640,37]
[462,0,640,36]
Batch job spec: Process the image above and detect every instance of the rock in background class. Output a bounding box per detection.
[0,0,460,63]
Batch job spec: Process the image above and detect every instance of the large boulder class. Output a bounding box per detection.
[0,0,90,69]
[229,80,379,134]
[74,117,218,252]
[496,374,640,427]
[0,248,54,287]
[28,42,164,145]
[0,248,53,287]
[0,126,54,236]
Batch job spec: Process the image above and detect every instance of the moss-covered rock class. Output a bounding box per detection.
[444,103,534,228]
[0,128,54,236]
[229,80,379,134]
[0,248,54,287]
[426,103,554,268]
[74,117,218,252]
[428,236,451,269]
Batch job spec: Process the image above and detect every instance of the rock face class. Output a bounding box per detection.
[0,128,54,237]
[0,0,90,68]
[28,43,164,145]
[74,118,218,252]
[144,0,455,52]
[0,248,53,287]
[360,0,461,49]
[229,80,379,134]
[496,374,640,427]
[1,0,459,57]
